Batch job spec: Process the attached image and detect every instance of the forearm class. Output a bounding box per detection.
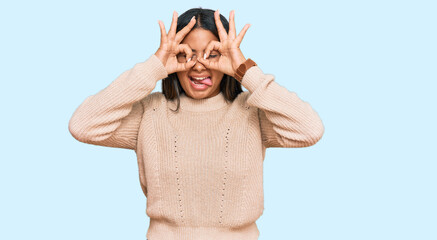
[68,54,168,147]
[242,66,324,148]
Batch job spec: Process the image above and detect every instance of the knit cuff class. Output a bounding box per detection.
[240,66,268,93]
[138,54,169,84]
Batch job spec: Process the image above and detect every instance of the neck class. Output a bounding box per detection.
[179,92,229,112]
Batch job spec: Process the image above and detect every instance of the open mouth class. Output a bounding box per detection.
[189,76,212,86]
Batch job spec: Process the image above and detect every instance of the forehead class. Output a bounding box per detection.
[181,28,218,51]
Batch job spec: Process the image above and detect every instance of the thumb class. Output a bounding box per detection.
[197,57,220,71]
[186,58,196,68]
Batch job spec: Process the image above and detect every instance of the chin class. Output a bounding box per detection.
[183,87,220,99]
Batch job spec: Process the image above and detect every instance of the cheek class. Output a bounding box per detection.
[212,71,224,84]
[176,72,188,83]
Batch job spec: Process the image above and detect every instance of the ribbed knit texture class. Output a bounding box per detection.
[68,54,324,240]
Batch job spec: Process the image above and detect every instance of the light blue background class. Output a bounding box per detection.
[1,0,436,239]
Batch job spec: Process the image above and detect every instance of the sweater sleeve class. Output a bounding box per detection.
[68,54,168,150]
[241,66,325,148]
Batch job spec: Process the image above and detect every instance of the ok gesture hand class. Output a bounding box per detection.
[197,10,251,78]
[155,11,197,74]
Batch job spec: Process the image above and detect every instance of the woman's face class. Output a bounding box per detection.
[176,28,224,99]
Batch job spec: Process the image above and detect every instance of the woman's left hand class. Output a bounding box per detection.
[197,10,251,78]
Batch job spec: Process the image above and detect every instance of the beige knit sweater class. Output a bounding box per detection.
[68,54,324,240]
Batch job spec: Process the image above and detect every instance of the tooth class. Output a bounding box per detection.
[193,77,208,80]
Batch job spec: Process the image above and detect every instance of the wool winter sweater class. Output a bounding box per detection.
[68,54,324,240]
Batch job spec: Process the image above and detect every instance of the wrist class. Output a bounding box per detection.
[234,58,257,82]
[154,49,169,66]
[232,52,247,73]
[233,57,246,72]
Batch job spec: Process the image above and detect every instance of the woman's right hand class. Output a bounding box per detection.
[155,11,197,75]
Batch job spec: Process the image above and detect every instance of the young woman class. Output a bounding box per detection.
[69,7,324,240]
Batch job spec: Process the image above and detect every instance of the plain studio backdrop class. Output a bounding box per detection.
[1,0,436,239]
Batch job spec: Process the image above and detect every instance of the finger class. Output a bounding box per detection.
[214,10,228,41]
[158,20,168,45]
[185,59,197,69]
[203,40,221,59]
[168,11,178,39]
[174,44,194,67]
[176,58,197,72]
[228,10,236,40]
[235,24,251,46]
[175,16,196,43]
[176,44,194,61]
[197,57,220,71]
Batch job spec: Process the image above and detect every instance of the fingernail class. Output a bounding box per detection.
[203,53,206,59]
[191,16,195,21]
[187,58,191,63]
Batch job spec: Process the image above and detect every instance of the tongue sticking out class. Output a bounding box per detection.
[193,77,212,86]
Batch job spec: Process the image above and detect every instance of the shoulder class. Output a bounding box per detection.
[139,91,166,111]
[234,91,252,110]
[231,91,259,125]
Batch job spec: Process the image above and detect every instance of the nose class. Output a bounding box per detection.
[192,56,207,72]
[193,60,206,71]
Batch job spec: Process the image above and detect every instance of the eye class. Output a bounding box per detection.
[177,53,186,58]
[176,53,188,63]
[208,54,218,59]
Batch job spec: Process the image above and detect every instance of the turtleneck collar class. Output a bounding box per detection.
[179,91,229,112]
